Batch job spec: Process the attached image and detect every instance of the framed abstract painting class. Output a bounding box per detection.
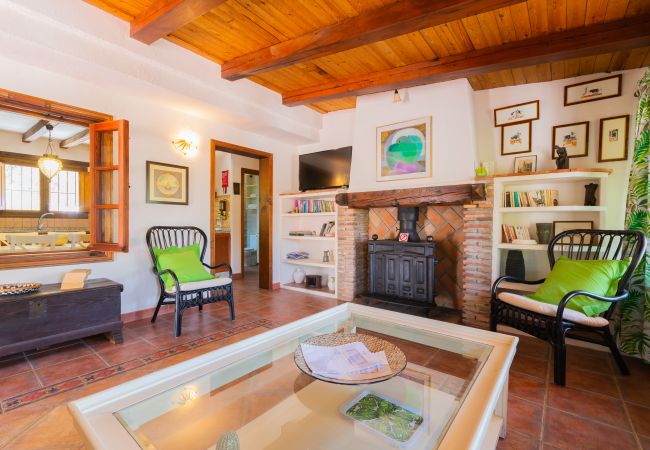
[376,116,431,182]
[146,161,189,205]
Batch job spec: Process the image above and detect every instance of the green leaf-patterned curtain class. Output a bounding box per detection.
[616,68,650,363]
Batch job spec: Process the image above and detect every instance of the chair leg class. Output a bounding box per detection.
[552,334,567,386]
[489,302,497,332]
[228,288,235,321]
[604,328,630,376]
[151,295,164,323]
[199,304,203,312]
[174,307,184,338]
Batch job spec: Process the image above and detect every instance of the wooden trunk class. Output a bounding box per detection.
[0,278,123,358]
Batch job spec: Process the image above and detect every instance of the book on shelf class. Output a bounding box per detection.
[502,224,532,243]
[292,199,335,214]
[503,190,558,207]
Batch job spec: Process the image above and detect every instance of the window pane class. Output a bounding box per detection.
[3,164,40,210]
[49,170,79,212]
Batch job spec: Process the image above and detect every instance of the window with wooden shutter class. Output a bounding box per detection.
[89,120,129,252]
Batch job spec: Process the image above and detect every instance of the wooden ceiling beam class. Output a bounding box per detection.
[283,15,650,106]
[221,0,525,81]
[59,129,90,149]
[22,120,49,143]
[130,0,226,45]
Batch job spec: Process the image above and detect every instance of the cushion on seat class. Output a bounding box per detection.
[154,244,214,289]
[497,292,609,327]
[165,277,232,294]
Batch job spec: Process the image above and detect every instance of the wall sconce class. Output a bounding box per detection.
[172,129,199,157]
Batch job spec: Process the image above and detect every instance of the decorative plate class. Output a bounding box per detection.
[0,283,41,296]
[294,332,407,385]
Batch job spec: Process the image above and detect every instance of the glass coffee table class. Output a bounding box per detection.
[70,304,517,449]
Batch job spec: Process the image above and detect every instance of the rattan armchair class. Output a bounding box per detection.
[490,229,646,385]
[146,226,234,337]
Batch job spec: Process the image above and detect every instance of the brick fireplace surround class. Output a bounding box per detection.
[336,183,494,329]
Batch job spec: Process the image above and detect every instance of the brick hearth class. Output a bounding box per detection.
[336,182,494,327]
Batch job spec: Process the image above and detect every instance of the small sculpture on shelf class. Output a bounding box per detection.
[584,183,598,206]
[554,146,569,169]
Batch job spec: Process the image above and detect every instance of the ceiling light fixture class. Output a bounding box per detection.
[393,89,402,103]
[37,124,62,179]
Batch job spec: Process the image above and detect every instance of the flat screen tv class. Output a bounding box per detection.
[299,146,352,191]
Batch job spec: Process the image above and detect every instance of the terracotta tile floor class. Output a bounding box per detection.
[0,273,648,449]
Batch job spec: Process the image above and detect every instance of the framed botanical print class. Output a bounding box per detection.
[376,116,431,182]
[501,121,532,155]
[564,74,622,106]
[599,115,629,162]
[494,100,539,126]
[146,161,189,205]
[514,154,537,173]
[552,121,589,159]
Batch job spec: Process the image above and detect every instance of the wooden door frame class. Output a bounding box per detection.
[210,139,273,289]
[240,168,259,277]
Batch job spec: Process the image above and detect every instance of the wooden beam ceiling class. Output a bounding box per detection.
[59,129,90,149]
[283,14,650,106]
[130,0,226,44]
[221,0,524,81]
[21,119,49,143]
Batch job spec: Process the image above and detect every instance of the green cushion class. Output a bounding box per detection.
[152,244,213,289]
[527,256,630,317]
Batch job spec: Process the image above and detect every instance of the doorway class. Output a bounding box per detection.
[241,168,259,277]
[210,140,273,290]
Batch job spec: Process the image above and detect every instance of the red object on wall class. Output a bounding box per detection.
[221,170,229,194]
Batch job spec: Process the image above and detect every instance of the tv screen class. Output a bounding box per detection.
[299,147,352,191]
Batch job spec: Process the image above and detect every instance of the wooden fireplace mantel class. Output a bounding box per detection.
[335,183,486,208]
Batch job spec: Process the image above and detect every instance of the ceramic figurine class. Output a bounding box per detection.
[293,268,306,284]
[554,146,569,169]
[584,183,598,206]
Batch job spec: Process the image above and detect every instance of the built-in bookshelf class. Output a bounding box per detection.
[491,169,611,281]
[279,189,341,299]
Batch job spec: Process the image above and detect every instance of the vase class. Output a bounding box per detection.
[328,276,336,291]
[536,223,553,245]
[505,250,525,279]
[293,268,306,284]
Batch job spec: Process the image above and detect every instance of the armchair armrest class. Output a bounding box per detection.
[202,262,233,278]
[555,289,629,322]
[491,275,546,298]
[155,268,181,295]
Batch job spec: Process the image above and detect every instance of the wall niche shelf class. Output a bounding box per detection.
[279,189,341,299]
[491,169,610,281]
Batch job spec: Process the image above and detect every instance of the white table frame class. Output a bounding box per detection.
[69,304,517,450]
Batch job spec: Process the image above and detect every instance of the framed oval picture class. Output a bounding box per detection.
[146,161,189,205]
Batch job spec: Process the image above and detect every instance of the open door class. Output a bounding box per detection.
[89,120,129,252]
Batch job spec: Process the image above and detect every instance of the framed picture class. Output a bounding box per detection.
[564,74,622,106]
[501,121,532,155]
[494,100,539,126]
[553,220,594,244]
[514,155,537,173]
[552,121,589,159]
[146,161,189,205]
[376,116,431,182]
[599,115,629,162]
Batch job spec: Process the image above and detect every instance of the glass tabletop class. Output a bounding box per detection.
[115,314,492,450]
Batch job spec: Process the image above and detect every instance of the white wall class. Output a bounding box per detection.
[0,59,300,313]
[298,80,479,192]
[473,68,643,228]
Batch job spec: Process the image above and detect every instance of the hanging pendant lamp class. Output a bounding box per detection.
[37,123,62,179]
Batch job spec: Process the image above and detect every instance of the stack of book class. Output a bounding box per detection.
[286,251,309,260]
[502,224,532,243]
[503,190,559,207]
[293,199,335,213]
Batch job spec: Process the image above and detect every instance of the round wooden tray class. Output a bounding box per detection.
[294,332,407,385]
[0,283,41,296]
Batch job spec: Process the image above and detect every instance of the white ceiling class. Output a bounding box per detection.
[0,109,87,140]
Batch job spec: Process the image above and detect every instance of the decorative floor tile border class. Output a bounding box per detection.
[1,319,274,413]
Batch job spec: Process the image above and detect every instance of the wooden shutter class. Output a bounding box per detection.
[89,120,129,252]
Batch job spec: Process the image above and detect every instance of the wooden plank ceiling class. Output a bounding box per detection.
[86,0,650,113]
